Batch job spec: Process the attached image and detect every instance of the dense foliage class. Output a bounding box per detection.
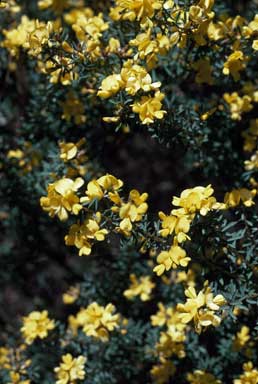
[0,0,258,383]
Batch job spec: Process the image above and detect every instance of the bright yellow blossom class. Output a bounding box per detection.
[172,185,218,217]
[40,178,84,221]
[65,213,108,256]
[21,310,55,344]
[234,362,258,384]
[54,354,86,384]
[223,51,246,81]
[97,74,123,98]
[177,284,226,333]
[110,0,162,22]
[223,92,253,120]
[80,174,123,203]
[123,274,155,301]
[69,302,120,341]
[131,91,166,125]
[121,60,161,95]
[153,245,191,276]
[118,189,148,235]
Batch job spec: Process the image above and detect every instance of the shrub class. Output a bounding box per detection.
[0,1,258,383]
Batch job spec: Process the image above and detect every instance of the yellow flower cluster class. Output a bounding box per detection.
[0,344,31,384]
[234,362,258,384]
[98,60,161,99]
[111,188,148,235]
[40,177,84,221]
[80,174,123,203]
[150,357,176,384]
[7,142,41,174]
[223,92,253,121]
[223,51,247,81]
[59,139,88,177]
[2,16,53,56]
[40,170,149,255]
[224,188,256,208]
[21,310,55,344]
[192,57,213,85]
[187,370,222,384]
[123,274,155,301]
[150,302,187,382]
[110,0,162,22]
[0,0,20,13]
[69,302,120,341]
[177,284,226,333]
[64,7,109,60]
[232,326,250,352]
[54,354,86,384]
[98,60,166,125]
[154,185,222,276]
[65,212,108,256]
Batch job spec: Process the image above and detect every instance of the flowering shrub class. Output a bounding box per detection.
[0,0,258,383]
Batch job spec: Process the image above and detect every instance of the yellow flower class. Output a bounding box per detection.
[243,119,258,152]
[123,274,155,301]
[97,174,123,191]
[245,151,258,171]
[80,174,123,203]
[131,91,166,125]
[70,302,120,341]
[187,370,222,384]
[54,354,86,384]
[40,178,84,221]
[224,188,256,208]
[232,326,250,352]
[172,185,217,217]
[207,21,225,41]
[8,371,30,384]
[63,286,80,304]
[234,362,258,384]
[223,51,246,81]
[0,347,10,369]
[2,16,52,57]
[118,189,148,234]
[65,213,108,256]
[21,310,55,344]
[192,58,213,85]
[153,245,191,276]
[60,92,86,125]
[81,180,104,202]
[151,358,176,384]
[223,92,253,120]
[59,142,78,162]
[177,285,226,333]
[158,211,191,242]
[151,303,186,331]
[252,40,258,50]
[120,60,161,95]
[97,74,123,98]
[106,37,121,53]
[110,0,162,22]
[23,20,53,57]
